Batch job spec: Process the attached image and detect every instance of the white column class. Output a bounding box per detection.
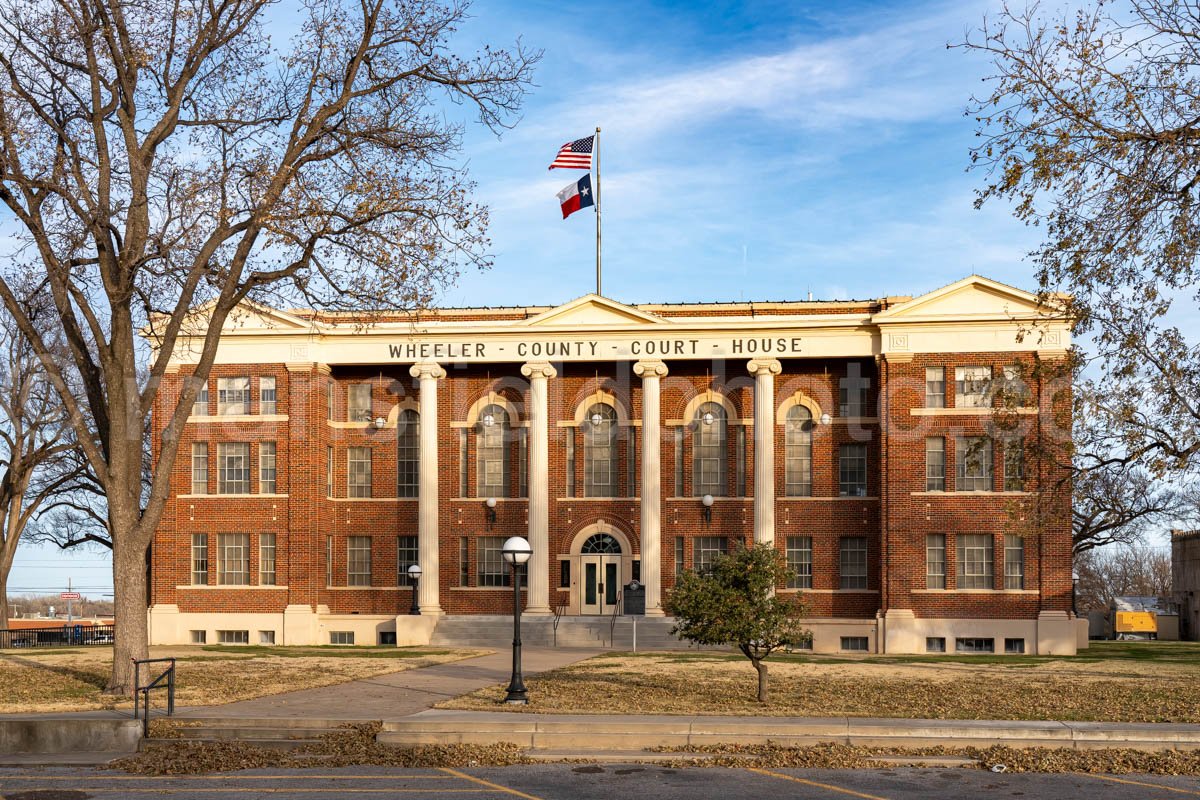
[748,359,782,546]
[521,360,557,614]
[634,360,668,616]
[410,362,446,615]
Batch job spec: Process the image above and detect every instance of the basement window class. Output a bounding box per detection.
[1004,638,1026,654]
[840,636,869,652]
[955,637,995,654]
[190,630,207,645]
[217,630,249,645]
[258,631,275,645]
[330,631,355,646]
[925,637,946,653]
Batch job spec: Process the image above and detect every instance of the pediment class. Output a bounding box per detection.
[874,275,1054,323]
[190,300,313,333]
[524,294,669,328]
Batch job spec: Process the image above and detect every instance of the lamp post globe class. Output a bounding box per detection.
[407,564,422,616]
[500,536,532,704]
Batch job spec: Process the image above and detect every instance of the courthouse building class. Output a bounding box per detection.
[147,275,1080,654]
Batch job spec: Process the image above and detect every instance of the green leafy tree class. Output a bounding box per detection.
[665,542,807,703]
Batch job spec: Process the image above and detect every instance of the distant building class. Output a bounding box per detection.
[1172,530,1200,641]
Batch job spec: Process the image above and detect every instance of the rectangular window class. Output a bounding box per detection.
[1003,438,1024,492]
[477,418,507,496]
[1004,534,1025,590]
[259,441,277,494]
[560,560,571,588]
[217,376,251,415]
[674,536,685,576]
[926,636,946,653]
[839,444,868,496]
[477,535,510,587]
[955,437,993,492]
[786,536,813,589]
[190,630,207,644]
[259,376,276,415]
[191,442,208,495]
[216,442,250,494]
[347,383,372,422]
[841,636,869,652]
[735,426,747,497]
[673,428,684,496]
[330,631,355,645]
[397,535,419,585]
[565,428,576,497]
[459,537,470,587]
[347,536,372,586]
[839,536,868,589]
[956,637,995,653]
[692,536,728,573]
[458,429,468,498]
[839,363,869,416]
[218,630,249,645]
[327,382,335,421]
[259,533,276,586]
[628,430,638,497]
[326,446,334,497]
[518,428,528,497]
[326,535,333,586]
[926,534,946,590]
[1004,638,1026,654]
[259,631,275,645]
[924,367,945,408]
[955,366,993,408]
[191,381,209,416]
[191,533,208,585]
[925,437,945,492]
[957,534,994,589]
[396,412,419,498]
[998,365,1031,406]
[216,533,249,586]
[347,447,372,498]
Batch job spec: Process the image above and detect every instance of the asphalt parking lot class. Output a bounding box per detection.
[2,764,1200,799]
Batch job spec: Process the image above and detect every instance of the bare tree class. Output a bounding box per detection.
[0,297,83,626]
[0,0,538,693]
[961,1,1200,504]
[1074,544,1173,612]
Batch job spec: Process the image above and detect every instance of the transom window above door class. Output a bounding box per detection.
[581,533,621,554]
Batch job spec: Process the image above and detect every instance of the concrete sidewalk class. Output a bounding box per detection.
[175,646,601,720]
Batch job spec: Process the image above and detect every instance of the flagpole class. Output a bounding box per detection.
[594,126,601,296]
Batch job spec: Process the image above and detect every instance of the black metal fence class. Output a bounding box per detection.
[0,624,115,649]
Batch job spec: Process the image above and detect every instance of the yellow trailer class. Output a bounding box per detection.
[1114,610,1158,640]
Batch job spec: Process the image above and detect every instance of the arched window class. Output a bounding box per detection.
[692,401,727,496]
[583,403,618,497]
[476,404,510,497]
[581,532,622,554]
[397,409,420,498]
[784,405,813,497]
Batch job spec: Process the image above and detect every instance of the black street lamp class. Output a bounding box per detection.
[501,535,532,704]
[408,564,422,616]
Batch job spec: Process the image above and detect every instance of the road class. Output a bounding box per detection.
[3,764,1200,799]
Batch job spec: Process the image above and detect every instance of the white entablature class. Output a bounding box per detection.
[158,276,1072,366]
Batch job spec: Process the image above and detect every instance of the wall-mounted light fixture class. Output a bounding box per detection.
[483,412,496,427]
[486,496,498,528]
[702,411,715,426]
[702,493,714,525]
[819,412,832,426]
[373,416,387,429]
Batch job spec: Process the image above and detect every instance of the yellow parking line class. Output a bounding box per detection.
[439,767,547,800]
[1091,774,1200,797]
[748,767,892,800]
[0,774,459,781]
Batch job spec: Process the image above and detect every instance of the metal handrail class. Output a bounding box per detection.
[132,657,176,738]
[608,591,623,647]
[552,603,568,647]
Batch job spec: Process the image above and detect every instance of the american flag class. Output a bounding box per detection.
[547,135,593,170]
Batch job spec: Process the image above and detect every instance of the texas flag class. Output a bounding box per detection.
[556,173,594,219]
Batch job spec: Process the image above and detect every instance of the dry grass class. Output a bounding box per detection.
[0,645,486,713]
[440,641,1200,723]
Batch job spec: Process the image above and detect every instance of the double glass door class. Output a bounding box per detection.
[581,555,620,615]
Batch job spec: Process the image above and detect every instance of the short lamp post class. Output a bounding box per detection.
[501,535,532,704]
[701,493,714,525]
[407,564,422,616]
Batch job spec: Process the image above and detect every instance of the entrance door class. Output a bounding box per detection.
[581,555,620,615]
[579,532,623,615]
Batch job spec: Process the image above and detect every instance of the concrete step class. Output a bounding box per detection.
[523,749,751,763]
[173,726,339,741]
[141,736,318,752]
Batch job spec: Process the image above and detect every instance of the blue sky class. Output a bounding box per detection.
[11,0,1056,600]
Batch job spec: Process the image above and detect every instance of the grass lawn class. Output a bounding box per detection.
[0,645,487,713]
[440,641,1200,723]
